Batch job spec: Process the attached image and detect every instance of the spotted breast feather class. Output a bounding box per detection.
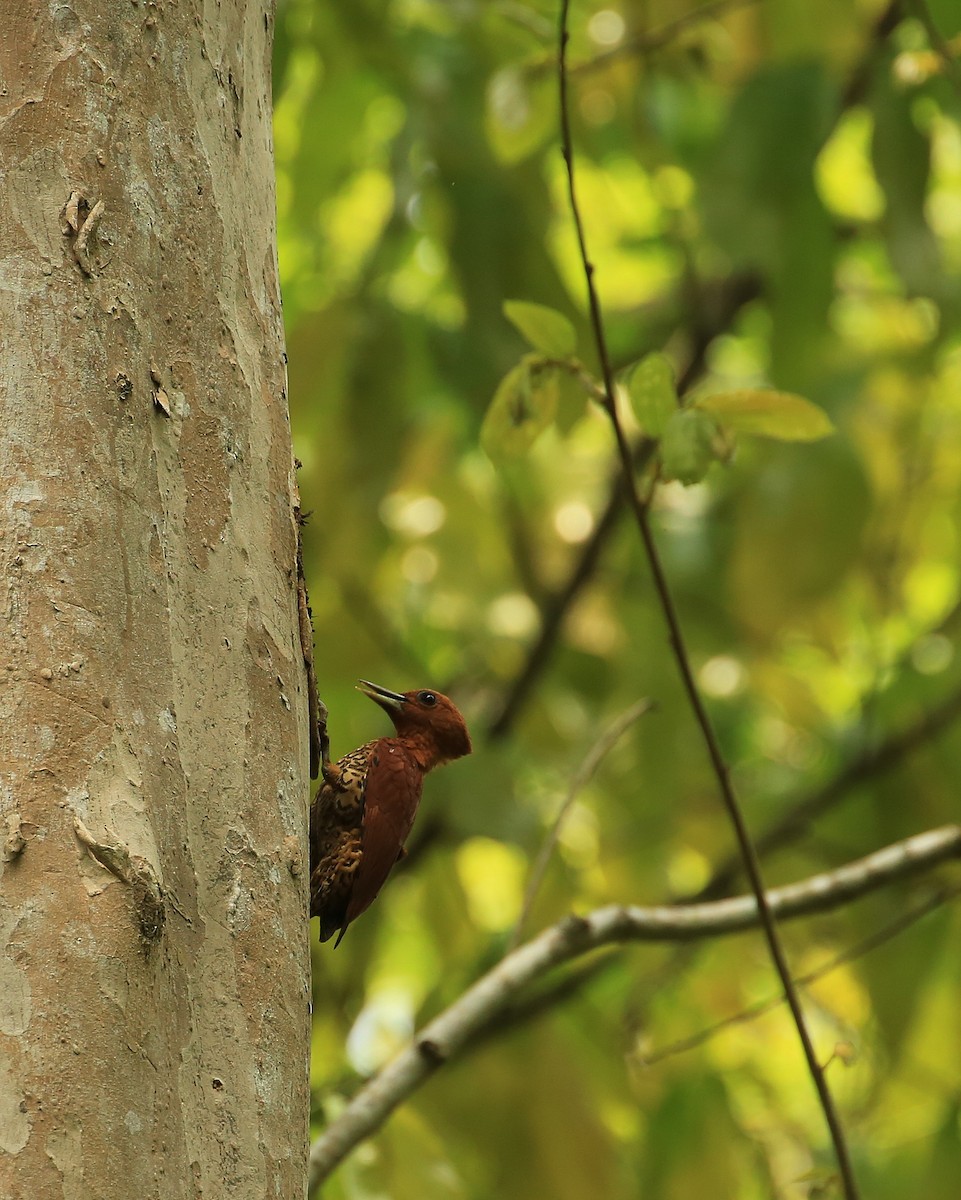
[309,737,425,946]
[341,741,422,930]
[309,742,375,944]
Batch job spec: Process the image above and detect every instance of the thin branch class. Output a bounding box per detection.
[524,0,760,80]
[307,824,961,1190]
[462,950,620,1046]
[623,638,961,1055]
[495,671,961,1044]
[509,698,654,948]
[556,2,860,1194]
[643,883,960,1065]
[910,0,961,93]
[486,274,760,742]
[489,0,904,744]
[698,680,961,901]
[487,444,651,740]
[841,0,903,108]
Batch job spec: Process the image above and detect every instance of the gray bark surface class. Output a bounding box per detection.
[0,2,309,1195]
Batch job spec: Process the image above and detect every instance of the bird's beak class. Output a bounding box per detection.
[357,680,407,710]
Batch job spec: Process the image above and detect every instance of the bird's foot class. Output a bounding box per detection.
[317,698,337,784]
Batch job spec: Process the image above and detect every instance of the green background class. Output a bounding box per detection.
[277,1,961,1195]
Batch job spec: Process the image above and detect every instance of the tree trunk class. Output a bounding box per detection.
[0,3,309,1197]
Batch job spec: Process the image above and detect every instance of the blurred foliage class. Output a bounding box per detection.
[276,0,961,1195]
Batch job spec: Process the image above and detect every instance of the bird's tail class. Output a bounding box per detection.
[318,914,344,945]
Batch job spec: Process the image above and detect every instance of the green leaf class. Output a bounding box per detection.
[481,357,558,462]
[625,352,677,437]
[553,366,588,434]
[503,300,576,358]
[660,409,728,485]
[696,389,834,441]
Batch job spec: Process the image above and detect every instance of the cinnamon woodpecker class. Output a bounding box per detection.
[309,681,471,946]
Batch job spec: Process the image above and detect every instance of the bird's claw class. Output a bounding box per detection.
[316,698,333,774]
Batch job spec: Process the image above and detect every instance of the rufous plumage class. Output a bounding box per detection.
[309,681,471,945]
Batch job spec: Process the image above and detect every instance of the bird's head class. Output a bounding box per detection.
[357,680,472,765]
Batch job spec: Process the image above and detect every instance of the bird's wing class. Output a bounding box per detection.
[343,741,421,928]
[309,742,375,939]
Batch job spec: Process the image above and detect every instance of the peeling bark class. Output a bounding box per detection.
[0,2,309,1197]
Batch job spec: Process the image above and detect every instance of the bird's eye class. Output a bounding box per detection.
[418,691,437,707]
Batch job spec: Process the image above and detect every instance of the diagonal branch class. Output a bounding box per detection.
[488,1,904,745]
[486,273,759,741]
[841,0,904,107]
[697,680,961,901]
[307,824,961,1190]
[642,882,960,1066]
[490,676,961,1042]
[487,446,649,739]
[556,2,860,1193]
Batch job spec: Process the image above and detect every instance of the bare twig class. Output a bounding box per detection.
[463,951,620,1045]
[643,883,960,1065]
[698,681,961,900]
[625,650,961,1057]
[486,274,760,742]
[525,0,759,80]
[556,2,860,1193]
[841,0,903,108]
[307,824,961,1189]
[510,698,653,948]
[482,674,961,1038]
[487,453,648,740]
[490,0,903,744]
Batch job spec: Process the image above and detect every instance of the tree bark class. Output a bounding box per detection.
[0,3,309,1197]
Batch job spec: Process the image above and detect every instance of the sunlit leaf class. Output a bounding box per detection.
[625,351,677,437]
[481,357,558,462]
[696,389,834,441]
[553,366,589,434]
[660,408,728,485]
[503,300,577,358]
